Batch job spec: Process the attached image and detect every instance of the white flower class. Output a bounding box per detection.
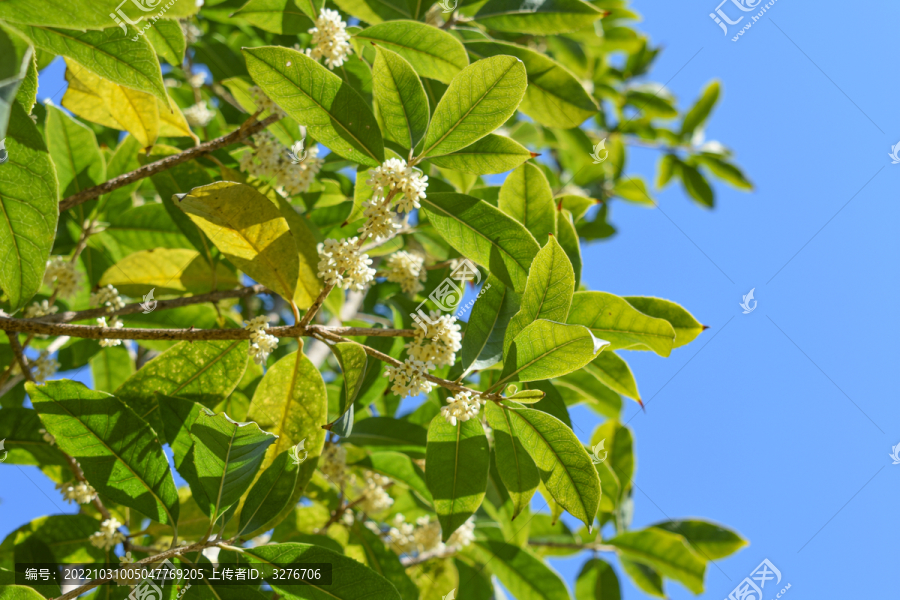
[32,351,60,383]
[357,471,394,514]
[250,86,287,118]
[183,100,216,127]
[182,21,203,44]
[244,316,278,366]
[406,311,461,368]
[97,317,124,347]
[25,300,58,319]
[90,518,126,550]
[412,517,444,554]
[239,130,322,196]
[446,516,476,549]
[39,428,56,446]
[359,199,400,242]
[384,251,426,295]
[91,284,124,312]
[440,391,481,426]
[387,514,417,554]
[188,72,207,88]
[320,443,348,486]
[366,158,428,213]
[317,238,375,291]
[383,357,434,398]
[62,482,97,505]
[44,256,82,299]
[306,9,353,70]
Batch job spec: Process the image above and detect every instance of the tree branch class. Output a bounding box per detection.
[37,285,270,324]
[0,317,416,341]
[58,113,282,213]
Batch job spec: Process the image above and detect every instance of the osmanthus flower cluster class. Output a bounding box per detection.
[0,2,754,599]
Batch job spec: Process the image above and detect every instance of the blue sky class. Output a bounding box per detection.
[3,1,899,598]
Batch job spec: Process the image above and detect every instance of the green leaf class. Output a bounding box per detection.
[0,407,67,466]
[176,181,302,302]
[652,520,748,561]
[422,55,527,157]
[607,528,706,594]
[680,80,720,138]
[612,176,654,206]
[485,401,539,518]
[98,247,240,296]
[28,380,179,525]
[144,19,186,67]
[461,276,520,372]
[507,389,545,403]
[526,380,572,427]
[0,0,199,30]
[245,349,328,522]
[90,346,134,393]
[567,291,676,357]
[342,416,427,457]
[244,543,403,599]
[623,296,704,349]
[331,341,368,417]
[238,448,299,537]
[0,26,32,141]
[354,21,468,84]
[426,416,489,540]
[504,236,574,356]
[350,450,431,502]
[695,153,753,190]
[576,558,621,600]
[349,523,419,600]
[498,162,556,246]
[13,43,37,115]
[93,203,191,260]
[243,46,384,166]
[619,557,665,598]
[372,46,429,150]
[679,163,714,208]
[190,408,277,521]
[473,0,605,34]
[502,403,600,528]
[420,192,540,293]
[465,540,569,600]
[556,209,582,288]
[429,134,532,175]
[500,319,607,385]
[116,340,250,436]
[555,370,621,418]
[1,107,58,315]
[586,352,640,403]
[655,154,679,190]
[157,394,209,510]
[14,25,168,103]
[234,0,315,34]
[0,586,48,600]
[590,420,633,495]
[466,40,597,128]
[625,84,678,119]
[334,0,410,25]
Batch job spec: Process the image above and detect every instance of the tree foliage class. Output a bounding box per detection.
[0,1,751,598]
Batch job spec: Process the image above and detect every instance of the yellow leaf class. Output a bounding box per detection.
[176,182,302,303]
[99,248,240,297]
[158,93,197,141]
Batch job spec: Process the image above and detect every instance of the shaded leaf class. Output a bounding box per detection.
[429,134,532,175]
[567,291,676,357]
[498,162,556,246]
[355,21,468,84]
[652,520,747,561]
[465,540,569,600]
[607,528,706,594]
[485,401,539,518]
[500,319,607,385]
[473,0,605,34]
[460,276,519,372]
[98,248,240,296]
[586,351,640,403]
[575,558,621,600]
[234,0,315,34]
[372,46,429,150]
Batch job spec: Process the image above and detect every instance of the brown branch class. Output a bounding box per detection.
[0,317,416,341]
[37,284,270,325]
[51,539,218,600]
[63,453,111,520]
[58,113,282,212]
[7,332,31,382]
[299,282,335,327]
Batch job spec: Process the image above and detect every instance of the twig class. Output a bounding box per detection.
[37,284,270,325]
[58,114,282,212]
[299,283,334,327]
[0,317,416,341]
[51,539,219,600]
[316,493,374,533]
[7,332,31,382]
